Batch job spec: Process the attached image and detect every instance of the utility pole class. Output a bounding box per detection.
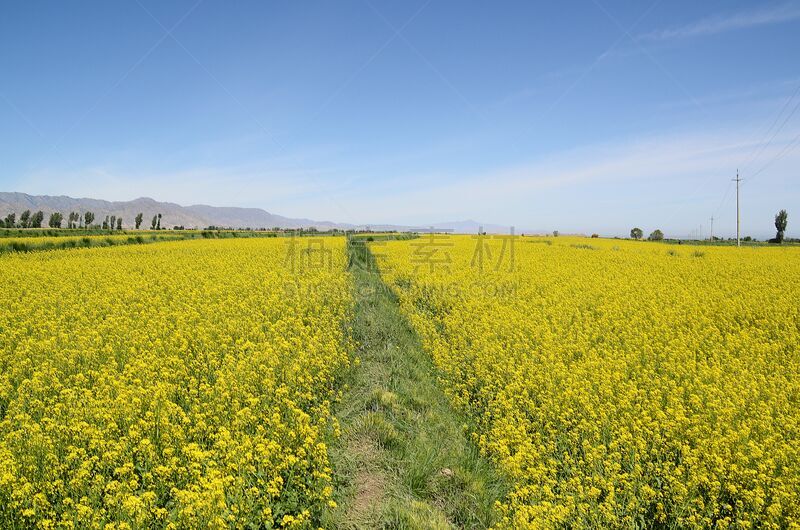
[709,216,714,241]
[733,170,742,247]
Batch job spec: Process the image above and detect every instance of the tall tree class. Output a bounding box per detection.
[84,212,95,227]
[151,215,158,230]
[775,209,788,243]
[4,213,15,228]
[135,212,143,229]
[102,215,109,230]
[48,212,63,228]
[630,227,643,240]
[116,217,122,230]
[648,229,664,241]
[19,210,31,228]
[31,211,44,228]
[157,213,162,230]
[110,215,116,230]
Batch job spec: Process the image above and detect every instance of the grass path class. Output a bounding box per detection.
[323,238,506,529]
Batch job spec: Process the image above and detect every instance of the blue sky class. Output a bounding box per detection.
[1,0,799,238]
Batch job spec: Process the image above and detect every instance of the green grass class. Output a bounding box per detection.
[0,228,281,239]
[323,237,506,529]
[0,229,291,255]
[0,233,186,254]
[0,228,131,238]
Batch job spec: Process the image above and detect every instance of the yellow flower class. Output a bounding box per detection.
[0,238,353,527]
[377,235,800,528]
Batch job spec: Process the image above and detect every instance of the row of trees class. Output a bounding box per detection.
[630,227,663,241]
[100,215,123,230]
[2,210,46,228]
[1,210,164,230]
[1,210,96,229]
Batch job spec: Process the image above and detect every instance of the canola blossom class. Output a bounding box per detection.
[377,236,800,529]
[0,238,352,528]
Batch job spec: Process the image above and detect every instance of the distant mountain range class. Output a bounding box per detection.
[0,192,532,234]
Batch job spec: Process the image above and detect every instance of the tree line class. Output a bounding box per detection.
[629,227,663,241]
[628,209,789,243]
[1,211,164,230]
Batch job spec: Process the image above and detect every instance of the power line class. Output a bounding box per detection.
[740,80,800,172]
[712,179,733,219]
[746,128,800,184]
[681,82,800,242]
[664,82,799,236]
[704,82,800,242]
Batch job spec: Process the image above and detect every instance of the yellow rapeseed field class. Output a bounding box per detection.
[0,237,352,528]
[377,236,800,529]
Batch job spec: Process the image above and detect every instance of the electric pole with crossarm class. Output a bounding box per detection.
[709,216,714,241]
[733,170,742,247]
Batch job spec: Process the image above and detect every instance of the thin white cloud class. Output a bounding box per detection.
[330,124,800,237]
[16,163,335,211]
[640,2,800,41]
[16,122,800,238]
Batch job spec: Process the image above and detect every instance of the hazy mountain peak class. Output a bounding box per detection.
[0,192,338,230]
[0,192,520,233]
